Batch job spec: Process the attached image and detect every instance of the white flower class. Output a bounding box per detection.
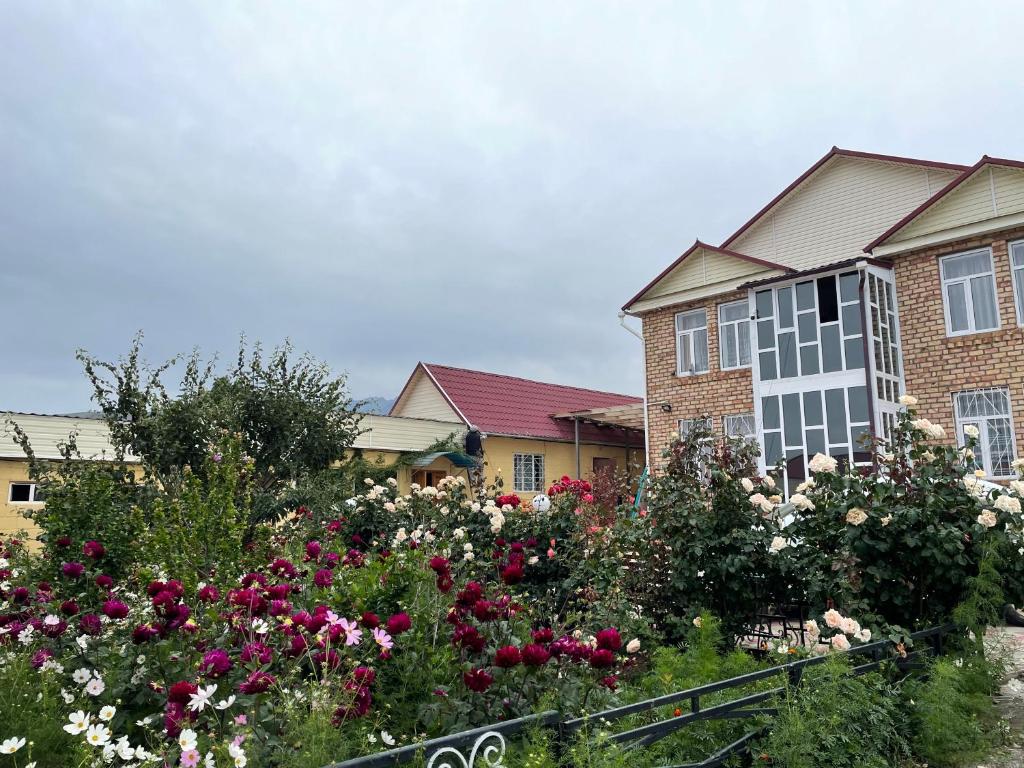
[762,475,776,489]
[845,508,868,526]
[381,731,396,746]
[789,493,815,511]
[692,616,703,628]
[73,668,93,684]
[963,424,980,439]
[205,752,216,768]
[215,695,236,710]
[749,493,774,516]
[838,616,861,636]
[823,609,843,629]
[188,684,218,713]
[178,727,198,752]
[794,477,815,493]
[1010,480,1024,497]
[43,614,60,626]
[84,723,111,747]
[626,638,641,653]
[831,633,851,651]
[880,515,893,527]
[76,635,89,651]
[804,619,820,638]
[64,710,91,734]
[60,688,75,704]
[855,628,872,643]
[251,618,270,635]
[85,677,106,696]
[17,625,34,645]
[899,394,918,406]
[367,734,377,744]
[769,536,788,553]
[740,478,754,493]
[99,705,116,721]
[0,737,25,754]
[995,495,1021,515]
[807,453,837,474]
[977,509,998,528]
[116,738,135,760]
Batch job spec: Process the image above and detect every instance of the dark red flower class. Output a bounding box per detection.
[386,612,411,635]
[239,670,275,694]
[197,585,220,603]
[132,623,160,643]
[200,649,233,678]
[241,642,273,665]
[55,535,72,547]
[313,569,333,588]
[167,680,198,704]
[522,643,551,667]
[94,574,114,589]
[494,645,522,668]
[78,613,102,635]
[31,647,54,668]
[61,561,84,578]
[589,649,616,669]
[463,667,494,692]
[360,611,381,629]
[531,627,554,644]
[352,666,376,685]
[595,628,622,652]
[82,540,105,559]
[600,675,618,690]
[102,599,129,620]
[500,563,524,584]
[429,556,450,573]
[269,558,297,579]
[60,599,80,616]
[305,540,322,560]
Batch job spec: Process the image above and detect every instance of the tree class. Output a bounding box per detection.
[77,333,363,522]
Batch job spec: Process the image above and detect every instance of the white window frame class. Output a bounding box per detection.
[1010,240,1024,326]
[8,482,41,504]
[939,248,1000,337]
[675,309,709,376]
[723,413,757,442]
[952,387,1018,479]
[718,300,752,371]
[512,453,545,493]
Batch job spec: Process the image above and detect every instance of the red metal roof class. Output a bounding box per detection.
[416,363,643,444]
[621,239,793,311]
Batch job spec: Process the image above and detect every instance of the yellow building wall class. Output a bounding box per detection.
[0,459,43,541]
[480,436,644,499]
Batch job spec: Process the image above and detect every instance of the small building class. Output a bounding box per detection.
[389,363,645,500]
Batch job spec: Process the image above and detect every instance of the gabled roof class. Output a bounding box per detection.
[2,412,139,462]
[390,363,642,443]
[721,147,969,250]
[864,156,1024,253]
[621,240,793,311]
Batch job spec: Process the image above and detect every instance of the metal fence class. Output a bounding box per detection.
[323,623,955,768]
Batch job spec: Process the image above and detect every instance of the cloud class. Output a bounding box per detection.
[2,1,1023,411]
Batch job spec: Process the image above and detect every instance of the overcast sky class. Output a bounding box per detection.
[4,1,1024,412]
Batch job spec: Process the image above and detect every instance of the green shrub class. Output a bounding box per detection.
[906,657,998,767]
[758,656,910,768]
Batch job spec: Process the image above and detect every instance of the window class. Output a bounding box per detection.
[512,453,545,492]
[723,413,756,441]
[675,309,709,375]
[679,417,713,439]
[8,482,42,503]
[1011,241,1024,325]
[953,388,1017,478]
[718,300,751,370]
[940,249,999,336]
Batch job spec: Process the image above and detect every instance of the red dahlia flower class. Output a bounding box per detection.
[386,612,411,635]
[595,628,622,652]
[589,649,616,669]
[102,599,129,620]
[463,667,494,692]
[167,680,198,704]
[522,643,551,667]
[82,540,105,559]
[494,645,522,668]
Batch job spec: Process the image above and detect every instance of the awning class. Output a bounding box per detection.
[551,403,646,431]
[410,451,481,469]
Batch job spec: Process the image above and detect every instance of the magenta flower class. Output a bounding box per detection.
[313,569,333,588]
[200,649,233,678]
[61,561,85,578]
[102,599,129,620]
[180,749,200,767]
[371,627,394,650]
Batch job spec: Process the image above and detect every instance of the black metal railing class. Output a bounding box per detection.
[323,623,955,768]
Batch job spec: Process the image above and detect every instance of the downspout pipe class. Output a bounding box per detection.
[618,311,650,471]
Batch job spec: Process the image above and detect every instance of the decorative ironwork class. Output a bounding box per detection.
[425,731,506,768]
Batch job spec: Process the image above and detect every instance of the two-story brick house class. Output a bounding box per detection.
[624,147,1024,494]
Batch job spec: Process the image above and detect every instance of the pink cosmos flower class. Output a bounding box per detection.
[234,714,247,725]
[372,627,394,650]
[338,617,362,646]
[180,749,200,767]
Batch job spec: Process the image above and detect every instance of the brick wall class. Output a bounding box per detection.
[891,227,1024,461]
[641,289,754,470]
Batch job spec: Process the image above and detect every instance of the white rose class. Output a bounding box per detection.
[807,453,838,474]
[898,394,918,406]
[769,536,788,553]
[626,638,641,653]
[740,478,754,493]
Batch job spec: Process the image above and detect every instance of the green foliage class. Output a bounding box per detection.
[143,437,252,589]
[758,656,911,768]
[77,334,363,523]
[905,657,998,767]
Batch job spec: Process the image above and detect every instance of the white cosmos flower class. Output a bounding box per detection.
[188,684,218,713]
[251,618,270,635]
[64,710,90,734]
[43,614,60,626]
[179,728,198,752]
[116,738,135,760]
[17,625,34,645]
[204,752,216,768]
[381,731,396,746]
[84,723,111,747]
[0,737,25,754]
[215,695,237,710]
[73,668,93,684]
[99,705,116,721]
[60,688,75,704]
[76,635,89,650]
[85,677,105,696]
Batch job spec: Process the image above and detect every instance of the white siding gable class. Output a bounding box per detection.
[891,166,1024,243]
[390,369,461,422]
[640,247,774,304]
[352,415,464,452]
[729,158,961,272]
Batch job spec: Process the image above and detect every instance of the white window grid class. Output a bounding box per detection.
[867,272,903,406]
[675,309,709,376]
[8,482,41,503]
[723,413,757,441]
[939,248,1000,337]
[718,300,751,371]
[1011,240,1024,326]
[952,387,1017,479]
[512,453,545,492]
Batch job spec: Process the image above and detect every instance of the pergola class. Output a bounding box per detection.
[551,403,646,477]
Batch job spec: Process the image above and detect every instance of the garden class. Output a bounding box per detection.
[2,340,1023,767]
